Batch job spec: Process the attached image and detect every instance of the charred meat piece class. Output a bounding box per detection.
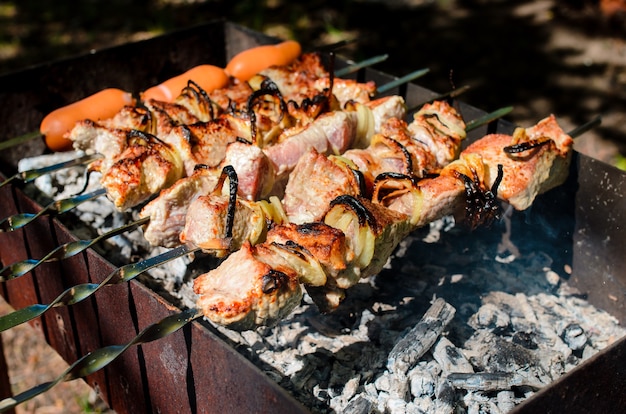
[180,193,268,255]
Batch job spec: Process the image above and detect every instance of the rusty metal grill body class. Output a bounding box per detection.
[0,20,624,414]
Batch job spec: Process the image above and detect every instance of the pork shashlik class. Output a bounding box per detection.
[191,115,574,330]
[67,52,403,211]
[139,99,458,249]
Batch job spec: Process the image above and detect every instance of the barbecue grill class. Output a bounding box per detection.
[0,20,625,413]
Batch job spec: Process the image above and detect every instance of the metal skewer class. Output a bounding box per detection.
[465,106,513,132]
[0,216,149,281]
[0,243,200,332]
[334,54,389,77]
[0,187,107,232]
[0,307,202,412]
[0,153,101,189]
[0,106,514,278]
[376,68,430,94]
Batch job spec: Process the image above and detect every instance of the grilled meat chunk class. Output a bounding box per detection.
[463,114,573,210]
[264,110,359,180]
[283,149,362,224]
[193,241,303,330]
[180,193,267,255]
[100,131,184,211]
[265,222,350,281]
[407,100,467,167]
[220,141,275,201]
[139,167,220,248]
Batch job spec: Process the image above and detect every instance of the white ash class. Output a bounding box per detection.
[20,153,626,413]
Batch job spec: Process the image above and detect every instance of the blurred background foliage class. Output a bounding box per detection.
[0,0,625,166]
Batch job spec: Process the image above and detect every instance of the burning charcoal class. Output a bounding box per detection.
[434,380,457,414]
[387,298,456,376]
[469,302,510,330]
[408,361,440,398]
[374,371,409,399]
[511,331,538,350]
[343,395,373,414]
[409,397,435,413]
[496,390,517,412]
[385,397,408,414]
[446,371,543,392]
[432,336,474,374]
[561,323,588,351]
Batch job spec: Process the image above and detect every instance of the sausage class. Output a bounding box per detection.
[42,88,135,152]
[141,64,230,102]
[225,40,302,81]
[43,41,300,151]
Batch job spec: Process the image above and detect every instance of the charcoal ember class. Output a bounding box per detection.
[343,395,373,414]
[496,390,517,413]
[468,302,511,330]
[387,298,456,376]
[446,371,542,392]
[432,336,474,375]
[561,323,588,351]
[408,361,440,398]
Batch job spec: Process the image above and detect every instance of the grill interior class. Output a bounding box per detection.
[0,20,625,413]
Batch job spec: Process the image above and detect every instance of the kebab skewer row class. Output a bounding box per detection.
[0,104,507,328]
[0,54,412,224]
[157,101,507,251]
[0,50,394,190]
[0,115,597,413]
[0,88,406,233]
[0,96,487,280]
[0,72,424,233]
[137,97,472,249]
[191,114,584,330]
[69,53,421,204]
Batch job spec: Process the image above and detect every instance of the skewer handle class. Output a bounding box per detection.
[0,216,150,281]
[0,307,202,413]
[0,188,106,232]
[0,153,101,189]
[376,68,430,94]
[334,54,389,77]
[0,244,200,332]
[0,130,41,151]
